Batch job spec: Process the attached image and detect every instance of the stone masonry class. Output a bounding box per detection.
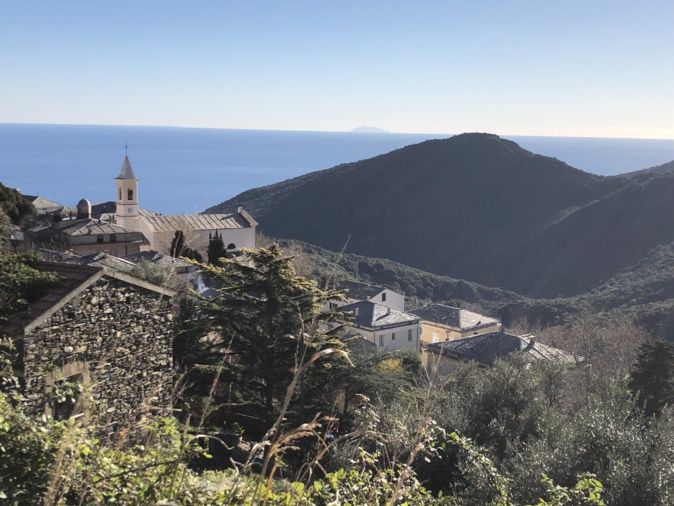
[21,275,174,436]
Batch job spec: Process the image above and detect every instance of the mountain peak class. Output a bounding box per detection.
[350,126,390,133]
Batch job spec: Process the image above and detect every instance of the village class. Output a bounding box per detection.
[1,153,577,436]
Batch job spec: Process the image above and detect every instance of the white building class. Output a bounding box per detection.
[113,155,257,255]
[325,280,406,312]
[337,300,421,353]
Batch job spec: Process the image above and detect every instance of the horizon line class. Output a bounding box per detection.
[1,121,673,142]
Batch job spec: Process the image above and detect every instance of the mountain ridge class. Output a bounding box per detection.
[207,133,674,299]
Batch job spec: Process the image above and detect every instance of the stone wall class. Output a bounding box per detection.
[22,276,174,438]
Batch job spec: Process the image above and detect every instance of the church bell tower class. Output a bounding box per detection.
[115,152,139,229]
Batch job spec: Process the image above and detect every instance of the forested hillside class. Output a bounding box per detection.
[208,133,674,299]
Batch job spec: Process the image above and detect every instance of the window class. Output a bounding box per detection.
[381,292,387,302]
[127,188,133,200]
[45,362,89,421]
[391,332,396,340]
[97,235,104,243]
[354,308,359,317]
[227,243,236,250]
[329,302,338,309]
[110,234,117,243]
[379,335,384,346]
[118,188,122,200]
[408,329,413,341]
[52,374,84,420]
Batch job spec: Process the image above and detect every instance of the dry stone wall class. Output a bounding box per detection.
[22,276,174,436]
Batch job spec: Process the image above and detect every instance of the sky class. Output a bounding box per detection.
[1,1,673,139]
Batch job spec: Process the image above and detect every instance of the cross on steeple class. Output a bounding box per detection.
[124,142,128,156]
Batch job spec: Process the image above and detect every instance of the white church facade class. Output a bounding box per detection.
[113,155,257,255]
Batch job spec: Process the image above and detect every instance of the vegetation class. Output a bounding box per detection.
[0,182,36,225]
[0,253,61,322]
[207,133,674,300]
[207,231,227,265]
[170,230,203,262]
[2,242,674,504]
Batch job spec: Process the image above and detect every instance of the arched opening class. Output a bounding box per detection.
[118,188,122,200]
[227,243,236,250]
[127,188,134,201]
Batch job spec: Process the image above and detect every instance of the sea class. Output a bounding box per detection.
[1,123,674,215]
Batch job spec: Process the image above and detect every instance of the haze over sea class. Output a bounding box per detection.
[1,123,674,215]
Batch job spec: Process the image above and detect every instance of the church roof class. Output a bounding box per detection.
[116,156,137,180]
[138,208,254,233]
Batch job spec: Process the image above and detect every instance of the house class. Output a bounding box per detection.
[24,198,148,257]
[0,262,175,437]
[426,330,577,375]
[112,155,257,256]
[22,195,74,218]
[408,303,500,345]
[325,280,406,312]
[336,300,421,353]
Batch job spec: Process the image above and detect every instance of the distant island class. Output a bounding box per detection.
[350,126,390,133]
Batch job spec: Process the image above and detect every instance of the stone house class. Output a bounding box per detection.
[336,300,421,353]
[1,262,175,437]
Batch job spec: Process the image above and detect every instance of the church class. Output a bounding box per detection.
[22,154,257,260]
[112,154,257,256]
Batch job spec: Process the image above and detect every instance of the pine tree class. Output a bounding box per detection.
[169,230,186,258]
[207,231,226,265]
[192,244,348,427]
[628,340,674,417]
[169,230,203,262]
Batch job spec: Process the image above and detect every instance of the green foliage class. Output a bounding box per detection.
[182,244,350,429]
[170,230,203,262]
[129,258,191,293]
[0,252,61,322]
[208,231,227,265]
[628,340,674,417]
[0,182,36,224]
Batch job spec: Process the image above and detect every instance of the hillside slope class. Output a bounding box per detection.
[208,133,673,298]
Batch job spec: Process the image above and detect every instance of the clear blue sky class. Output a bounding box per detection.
[2,1,672,138]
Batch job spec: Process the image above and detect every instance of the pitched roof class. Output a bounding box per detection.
[139,208,254,233]
[91,201,117,218]
[408,303,498,330]
[427,331,576,366]
[337,280,389,299]
[116,155,137,179]
[0,262,174,336]
[124,250,196,271]
[22,195,73,215]
[337,300,419,329]
[68,251,138,273]
[57,219,146,240]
